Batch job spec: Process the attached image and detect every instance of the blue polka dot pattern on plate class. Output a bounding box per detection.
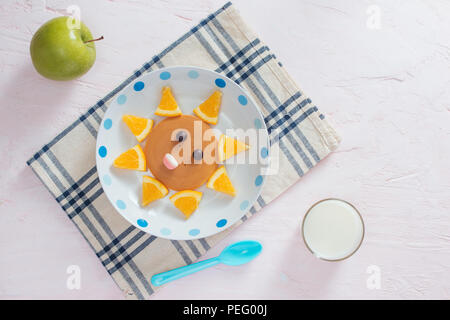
[103,118,112,130]
[160,71,171,80]
[117,94,127,105]
[238,95,248,106]
[240,200,250,211]
[137,219,148,227]
[254,118,263,129]
[215,78,226,88]
[255,175,263,186]
[133,81,145,91]
[116,200,126,210]
[160,228,171,236]
[188,70,199,79]
[98,146,107,158]
[216,219,227,228]
[189,229,200,236]
[261,147,269,158]
[102,174,112,186]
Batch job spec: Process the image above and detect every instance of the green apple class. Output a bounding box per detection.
[30,16,102,81]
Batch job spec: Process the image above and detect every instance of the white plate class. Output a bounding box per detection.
[96,66,270,240]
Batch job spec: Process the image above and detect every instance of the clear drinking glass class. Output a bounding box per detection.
[301,198,365,262]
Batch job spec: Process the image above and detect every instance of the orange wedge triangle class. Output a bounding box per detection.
[122,115,153,142]
[113,145,146,171]
[169,190,202,219]
[217,134,250,162]
[142,176,168,206]
[206,166,236,196]
[155,87,182,117]
[193,90,222,125]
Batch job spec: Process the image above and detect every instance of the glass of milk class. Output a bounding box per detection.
[302,199,364,261]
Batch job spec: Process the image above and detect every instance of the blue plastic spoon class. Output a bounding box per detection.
[151,240,262,286]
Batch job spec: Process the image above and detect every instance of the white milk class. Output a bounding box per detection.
[302,199,364,261]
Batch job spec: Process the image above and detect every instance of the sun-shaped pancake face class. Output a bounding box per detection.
[113,87,250,218]
[144,115,218,191]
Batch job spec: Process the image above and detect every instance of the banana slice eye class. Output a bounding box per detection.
[193,149,203,161]
[175,130,188,142]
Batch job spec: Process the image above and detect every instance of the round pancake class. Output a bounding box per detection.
[144,115,217,190]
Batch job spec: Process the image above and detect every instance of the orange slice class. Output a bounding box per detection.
[217,134,250,162]
[113,145,146,171]
[142,176,168,206]
[155,87,182,117]
[169,190,202,219]
[122,115,153,142]
[206,166,236,196]
[193,90,222,124]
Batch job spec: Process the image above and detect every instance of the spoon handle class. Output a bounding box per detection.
[151,257,221,286]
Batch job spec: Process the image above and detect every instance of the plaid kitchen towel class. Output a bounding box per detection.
[27,2,340,299]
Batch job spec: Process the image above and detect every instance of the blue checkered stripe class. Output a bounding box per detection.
[27,2,334,299]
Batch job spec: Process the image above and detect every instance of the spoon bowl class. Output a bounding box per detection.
[219,240,263,266]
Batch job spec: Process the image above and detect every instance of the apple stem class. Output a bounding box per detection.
[84,36,104,44]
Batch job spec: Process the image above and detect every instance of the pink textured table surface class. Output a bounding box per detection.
[1,0,449,299]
